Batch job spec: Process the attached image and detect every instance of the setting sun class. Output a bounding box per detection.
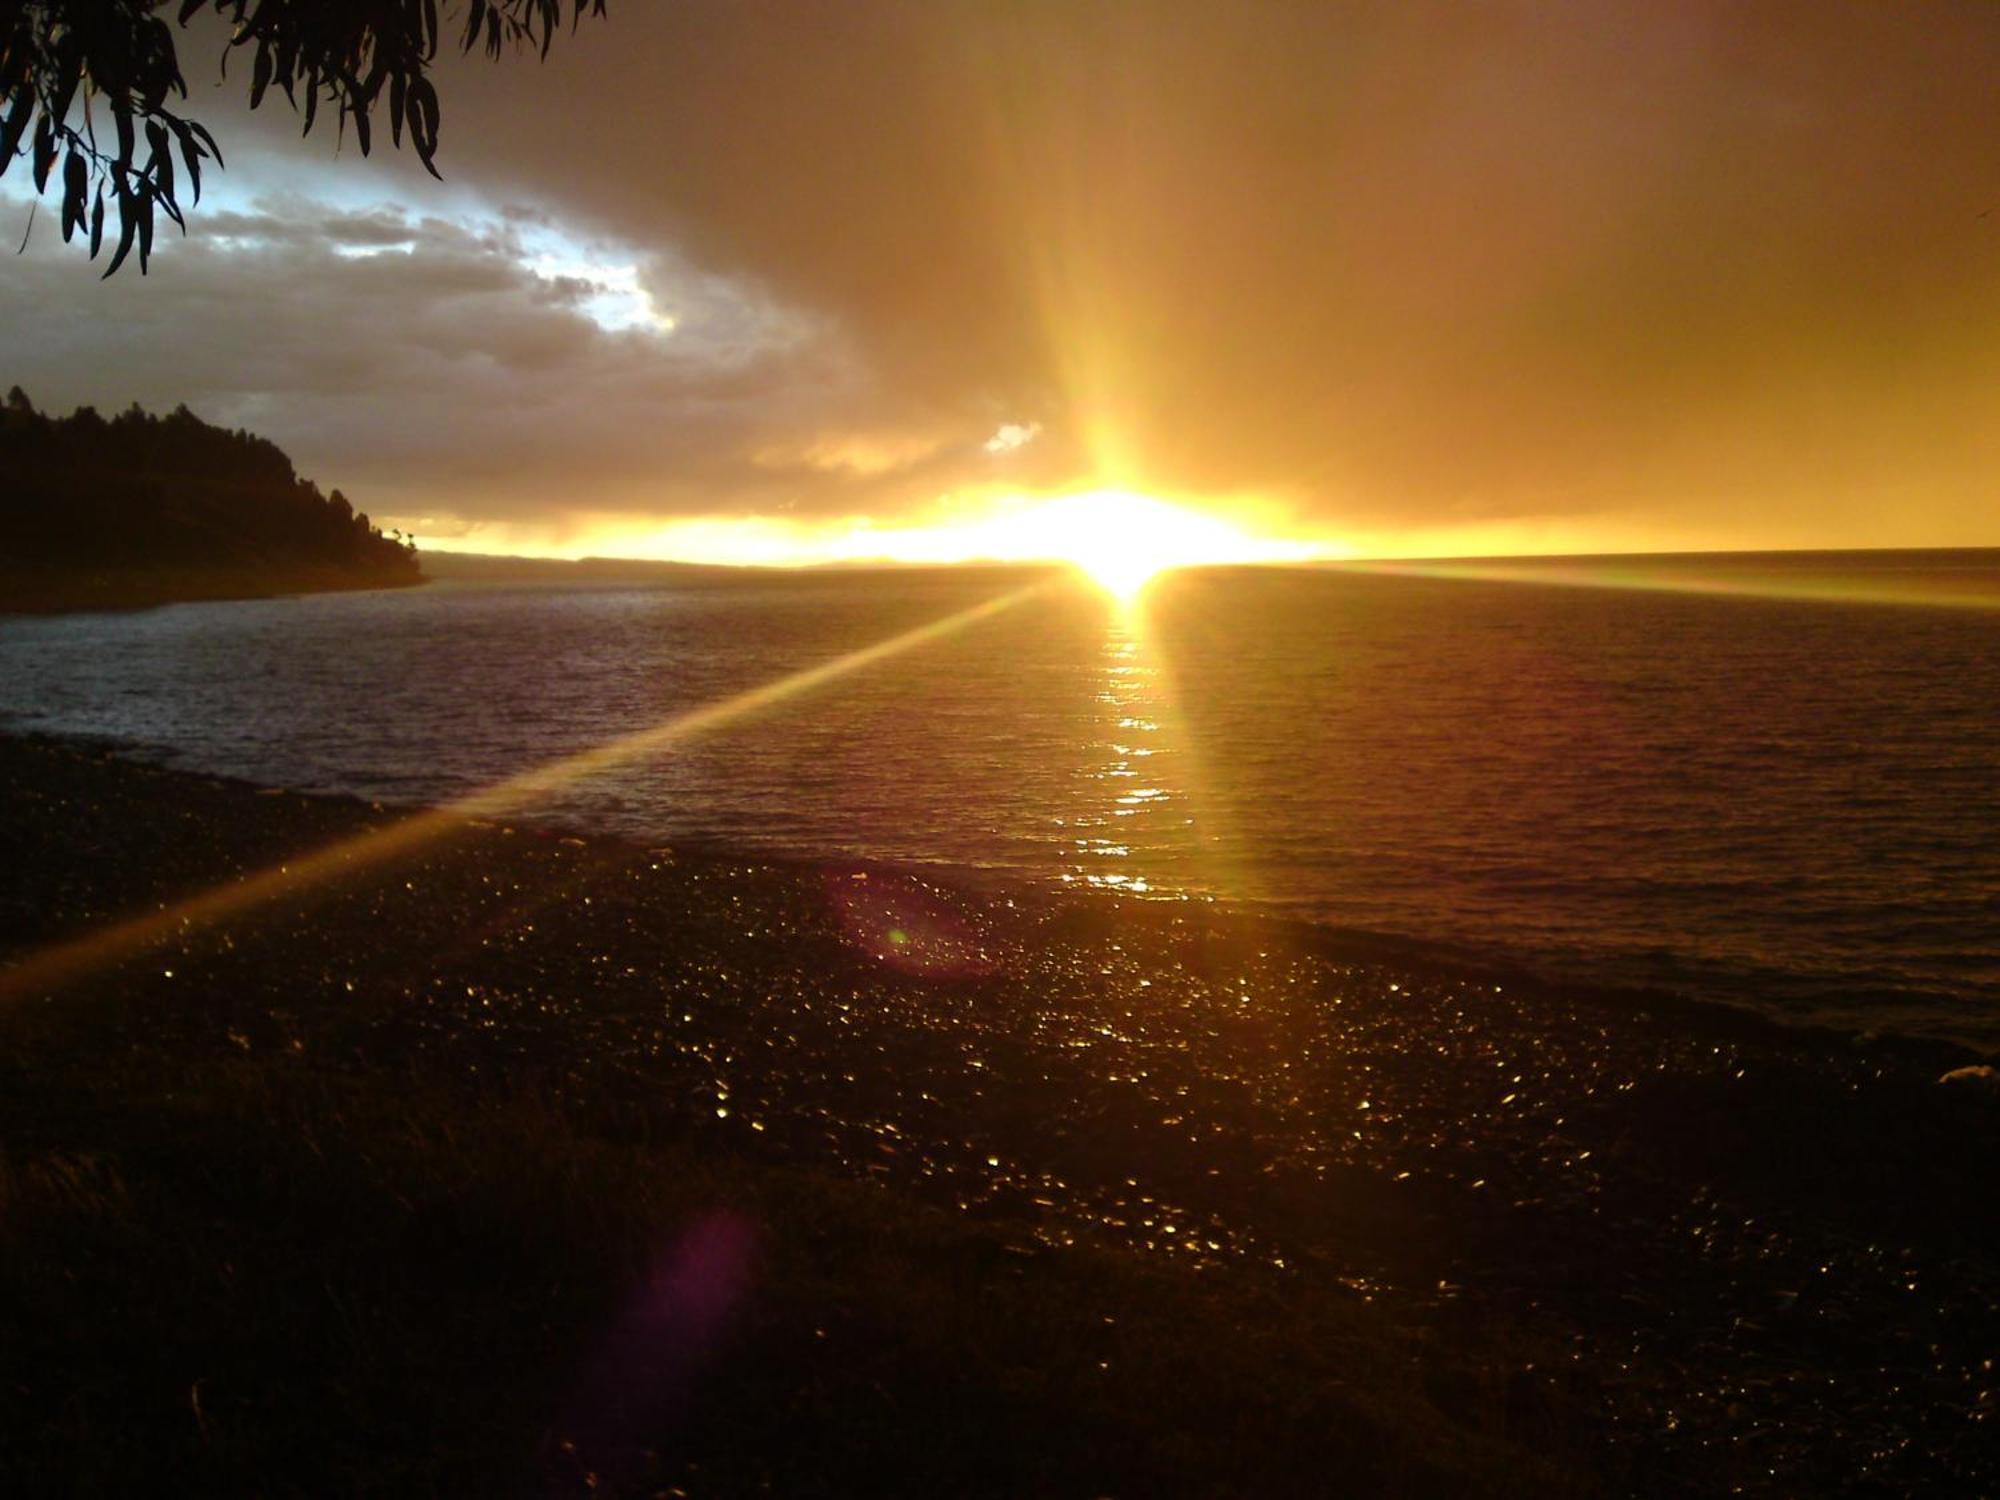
[506,488,1330,593]
[1000,496,1312,604]
[998,490,1317,599]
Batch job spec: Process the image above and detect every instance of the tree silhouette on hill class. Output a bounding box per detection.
[1,386,421,608]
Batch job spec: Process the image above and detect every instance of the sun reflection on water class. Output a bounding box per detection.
[1063,613,1176,894]
[1051,585,1272,911]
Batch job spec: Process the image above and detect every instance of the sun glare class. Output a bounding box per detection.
[456,487,1325,588]
[994,490,1314,600]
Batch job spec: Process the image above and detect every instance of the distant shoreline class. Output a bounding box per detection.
[20,543,1992,615]
[0,566,429,616]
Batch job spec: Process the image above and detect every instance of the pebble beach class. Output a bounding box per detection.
[4,733,1996,1495]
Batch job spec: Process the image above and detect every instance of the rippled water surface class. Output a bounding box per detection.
[5,553,1998,1045]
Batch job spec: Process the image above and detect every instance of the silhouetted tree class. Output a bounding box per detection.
[1,1,607,274]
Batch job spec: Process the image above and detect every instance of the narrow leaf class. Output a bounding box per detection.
[175,121,204,202]
[32,114,57,193]
[408,77,442,178]
[147,121,176,209]
[188,119,224,168]
[51,45,83,126]
[104,193,137,277]
[61,149,86,241]
[1,91,34,164]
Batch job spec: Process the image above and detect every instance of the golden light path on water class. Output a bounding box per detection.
[1065,594,1265,910]
[0,579,1058,1009]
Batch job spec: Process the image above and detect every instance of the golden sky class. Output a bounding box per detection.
[3,0,1998,561]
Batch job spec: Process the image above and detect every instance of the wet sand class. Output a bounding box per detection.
[3,734,1996,1495]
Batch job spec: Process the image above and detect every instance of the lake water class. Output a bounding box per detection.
[4,551,1998,1049]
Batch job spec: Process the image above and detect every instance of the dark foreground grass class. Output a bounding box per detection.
[1,1045,1596,1498]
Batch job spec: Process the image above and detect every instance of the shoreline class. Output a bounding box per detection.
[12,726,1990,1069]
[4,732,1997,1494]
[0,567,428,617]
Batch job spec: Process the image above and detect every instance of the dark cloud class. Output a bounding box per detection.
[0,188,920,536]
[6,0,1999,551]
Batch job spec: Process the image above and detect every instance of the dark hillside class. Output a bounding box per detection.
[0,387,421,612]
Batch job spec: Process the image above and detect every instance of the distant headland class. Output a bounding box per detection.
[0,388,422,614]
